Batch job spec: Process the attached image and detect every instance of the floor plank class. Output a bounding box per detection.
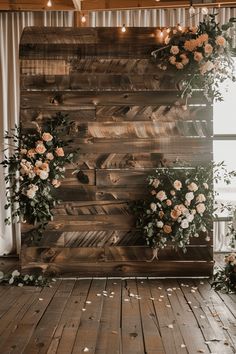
[0,261,235,354]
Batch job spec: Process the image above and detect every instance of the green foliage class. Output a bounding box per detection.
[212,254,236,293]
[132,162,236,251]
[0,112,79,235]
[152,14,235,102]
[0,269,55,287]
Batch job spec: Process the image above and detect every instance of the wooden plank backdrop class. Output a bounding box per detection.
[20,27,213,276]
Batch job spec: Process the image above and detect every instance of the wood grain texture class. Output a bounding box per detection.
[20,27,213,276]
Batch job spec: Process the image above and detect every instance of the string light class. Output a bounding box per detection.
[47,0,52,7]
[160,30,163,37]
[121,24,126,33]
[177,23,182,32]
[81,14,86,23]
[189,6,195,15]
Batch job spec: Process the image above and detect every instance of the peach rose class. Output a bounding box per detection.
[204,43,213,55]
[196,203,206,214]
[42,132,53,142]
[203,183,209,189]
[20,148,27,155]
[35,144,46,155]
[170,209,181,220]
[215,36,226,47]
[156,190,167,201]
[55,147,64,157]
[184,39,197,52]
[173,180,182,191]
[188,182,198,192]
[166,199,172,206]
[163,225,172,234]
[196,194,206,203]
[159,211,164,219]
[194,51,203,62]
[174,204,187,214]
[176,62,184,70]
[41,162,50,172]
[52,179,61,188]
[170,45,179,55]
[198,33,209,44]
[27,149,36,158]
[170,190,176,196]
[169,56,176,65]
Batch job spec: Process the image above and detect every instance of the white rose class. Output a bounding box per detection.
[173,180,182,191]
[187,214,194,222]
[35,160,43,168]
[12,270,20,277]
[26,188,36,199]
[181,219,189,229]
[196,194,206,203]
[39,170,49,180]
[156,221,164,228]
[150,203,157,212]
[185,192,194,202]
[196,203,206,214]
[156,190,167,201]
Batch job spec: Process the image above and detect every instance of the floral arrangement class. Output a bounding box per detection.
[133,162,236,252]
[0,269,55,287]
[212,253,236,293]
[1,112,77,229]
[152,14,235,102]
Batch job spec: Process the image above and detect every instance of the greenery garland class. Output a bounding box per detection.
[1,112,78,232]
[152,14,235,103]
[133,162,235,252]
[212,253,236,293]
[0,269,55,287]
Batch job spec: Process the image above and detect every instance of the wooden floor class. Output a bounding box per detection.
[0,257,236,354]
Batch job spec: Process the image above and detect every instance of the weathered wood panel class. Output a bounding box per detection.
[20,91,209,109]
[20,27,213,276]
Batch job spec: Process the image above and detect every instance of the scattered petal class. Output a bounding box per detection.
[83,347,89,352]
[167,288,173,292]
[38,298,43,301]
[168,324,174,329]
[191,289,196,293]
[158,299,162,302]
[200,281,204,285]
[96,293,101,297]
[150,297,155,301]
[200,315,206,319]
[86,301,91,304]
[166,304,171,308]
[167,293,172,296]
[124,299,130,302]
[158,287,162,290]
[187,301,192,304]
[82,308,86,311]
[160,295,164,298]
[181,344,186,348]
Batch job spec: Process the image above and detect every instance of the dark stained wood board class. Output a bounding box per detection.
[0,278,235,353]
[20,27,213,276]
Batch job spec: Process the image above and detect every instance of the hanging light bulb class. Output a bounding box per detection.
[121,24,126,33]
[81,14,86,23]
[201,7,209,15]
[47,0,52,7]
[177,23,182,32]
[189,6,195,15]
[166,27,171,34]
[160,30,163,37]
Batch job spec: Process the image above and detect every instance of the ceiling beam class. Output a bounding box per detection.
[0,0,236,11]
[81,0,236,11]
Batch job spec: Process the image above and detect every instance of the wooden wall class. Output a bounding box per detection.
[20,27,213,276]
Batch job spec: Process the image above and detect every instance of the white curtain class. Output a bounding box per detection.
[89,7,236,27]
[0,11,74,255]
